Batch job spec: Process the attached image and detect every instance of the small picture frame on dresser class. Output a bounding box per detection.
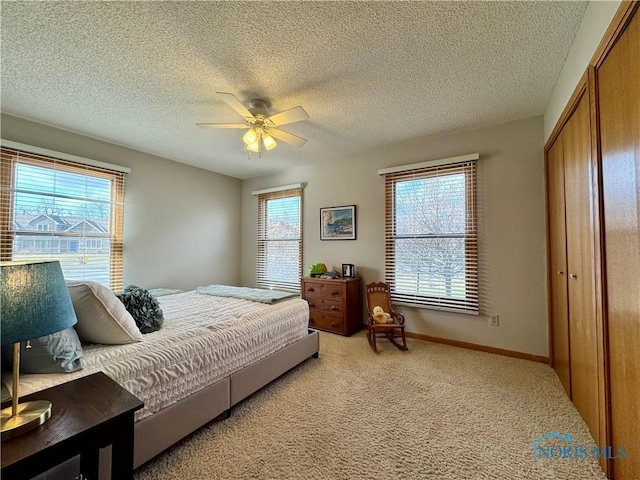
[342,264,356,278]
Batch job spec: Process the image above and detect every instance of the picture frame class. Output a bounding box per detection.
[320,205,356,240]
[342,264,356,278]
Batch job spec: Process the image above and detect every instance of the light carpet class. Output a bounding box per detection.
[135,331,607,479]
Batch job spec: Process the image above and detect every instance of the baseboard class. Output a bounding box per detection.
[405,331,549,364]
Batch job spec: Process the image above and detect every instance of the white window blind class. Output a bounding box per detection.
[0,147,126,291]
[382,158,478,313]
[256,187,303,292]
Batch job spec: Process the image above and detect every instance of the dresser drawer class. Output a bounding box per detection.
[302,282,346,299]
[309,313,344,334]
[301,276,362,336]
[307,298,343,317]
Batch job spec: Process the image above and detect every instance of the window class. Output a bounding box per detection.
[382,156,478,313]
[256,187,303,292]
[1,146,127,290]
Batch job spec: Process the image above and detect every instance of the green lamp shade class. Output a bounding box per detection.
[1,261,77,345]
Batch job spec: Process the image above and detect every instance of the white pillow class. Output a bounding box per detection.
[67,281,143,344]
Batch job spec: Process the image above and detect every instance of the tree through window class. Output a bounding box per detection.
[256,187,303,292]
[383,158,478,313]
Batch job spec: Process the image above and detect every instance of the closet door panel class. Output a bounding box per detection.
[598,9,640,480]
[547,138,571,396]
[563,93,600,440]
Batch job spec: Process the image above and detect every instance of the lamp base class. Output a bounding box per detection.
[1,400,52,441]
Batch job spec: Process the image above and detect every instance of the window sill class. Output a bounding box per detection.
[392,301,479,316]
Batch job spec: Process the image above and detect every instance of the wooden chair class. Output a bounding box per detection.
[365,282,408,352]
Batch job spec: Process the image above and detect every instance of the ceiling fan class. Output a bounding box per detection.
[197,92,309,157]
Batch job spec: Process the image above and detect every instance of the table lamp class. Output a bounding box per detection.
[1,260,78,440]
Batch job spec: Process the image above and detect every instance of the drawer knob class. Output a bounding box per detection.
[557,271,564,275]
[331,290,339,295]
[330,306,338,311]
[308,287,315,292]
[570,274,577,279]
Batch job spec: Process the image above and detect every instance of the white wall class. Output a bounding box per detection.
[1,114,242,291]
[242,116,548,356]
[544,0,621,140]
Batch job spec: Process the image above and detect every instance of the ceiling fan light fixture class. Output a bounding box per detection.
[242,127,258,145]
[262,133,277,150]
[201,93,309,156]
[246,140,260,153]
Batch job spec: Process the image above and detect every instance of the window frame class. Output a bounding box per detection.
[255,187,303,292]
[1,145,127,291]
[382,157,478,313]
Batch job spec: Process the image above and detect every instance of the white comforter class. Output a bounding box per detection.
[10,291,309,421]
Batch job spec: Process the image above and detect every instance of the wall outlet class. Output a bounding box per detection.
[490,315,500,327]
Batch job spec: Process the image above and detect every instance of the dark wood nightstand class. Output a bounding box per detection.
[302,276,363,336]
[1,372,143,480]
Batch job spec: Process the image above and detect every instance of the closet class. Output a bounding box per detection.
[546,3,638,478]
[546,84,600,444]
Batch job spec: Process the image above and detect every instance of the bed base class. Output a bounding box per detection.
[133,328,319,468]
[105,329,317,479]
[230,329,320,406]
[33,330,319,480]
[133,377,230,468]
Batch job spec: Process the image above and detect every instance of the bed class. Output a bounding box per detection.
[6,289,319,476]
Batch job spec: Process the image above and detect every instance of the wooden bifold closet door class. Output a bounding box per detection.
[563,93,601,441]
[596,6,640,479]
[547,137,570,397]
[547,90,600,441]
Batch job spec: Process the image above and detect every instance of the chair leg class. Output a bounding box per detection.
[367,327,377,352]
[388,328,408,351]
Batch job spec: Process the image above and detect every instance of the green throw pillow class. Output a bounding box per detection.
[1,327,83,373]
[116,285,164,334]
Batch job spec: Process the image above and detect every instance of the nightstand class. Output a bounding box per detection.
[1,372,143,480]
[302,276,362,336]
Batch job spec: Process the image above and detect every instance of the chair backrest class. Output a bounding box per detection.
[365,282,394,316]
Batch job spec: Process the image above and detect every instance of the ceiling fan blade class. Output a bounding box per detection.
[196,123,249,129]
[269,128,307,147]
[216,92,254,120]
[266,106,309,127]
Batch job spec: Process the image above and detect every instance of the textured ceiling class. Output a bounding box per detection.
[1,1,587,179]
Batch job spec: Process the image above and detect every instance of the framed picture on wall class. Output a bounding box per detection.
[320,205,356,240]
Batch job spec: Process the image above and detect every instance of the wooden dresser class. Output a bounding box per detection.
[302,276,362,336]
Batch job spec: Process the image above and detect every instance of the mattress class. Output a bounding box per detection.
[9,291,310,421]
